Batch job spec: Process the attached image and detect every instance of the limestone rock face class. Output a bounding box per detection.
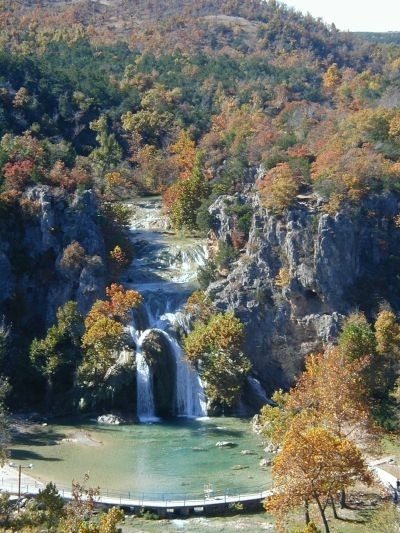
[141,330,176,418]
[207,190,400,394]
[0,185,107,332]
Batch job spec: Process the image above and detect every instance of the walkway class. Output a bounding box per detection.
[0,466,273,516]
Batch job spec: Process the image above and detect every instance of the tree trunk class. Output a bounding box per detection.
[339,488,346,509]
[330,495,339,519]
[314,494,330,533]
[305,499,310,524]
[46,376,54,412]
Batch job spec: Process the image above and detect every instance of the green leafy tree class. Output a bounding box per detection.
[163,153,210,231]
[30,301,83,407]
[338,312,376,361]
[36,482,65,528]
[89,115,122,182]
[183,311,250,407]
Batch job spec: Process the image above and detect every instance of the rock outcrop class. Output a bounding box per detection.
[0,185,107,333]
[207,190,400,394]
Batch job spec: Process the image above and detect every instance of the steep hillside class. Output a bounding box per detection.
[0,0,399,414]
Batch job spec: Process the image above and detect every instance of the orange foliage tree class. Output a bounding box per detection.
[265,424,372,533]
[79,284,142,386]
[259,347,374,530]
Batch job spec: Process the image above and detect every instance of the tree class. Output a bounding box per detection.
[89,115,122,181]
[60,241,87,275]
[373,309,400,399]
[339,310,400,403]
[257,163,300,213]
[58,474,124,533]
[200,348,251,407]
[79,285,142,387]
[184,290,213,323]
[183,311,250,407]
[30,301,83,407]
[338,312,376,361]
[265,425,372,533]
[286,347,371,441]
[183,311,244,364]
[259,346,373,520]
[36,482,65,528]
[170,129,196,181]
[59,473,99,532]
[163,152,209,231]
[109,245,129,276]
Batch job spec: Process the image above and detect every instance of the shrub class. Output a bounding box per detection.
[215,241,239,269]
[60,241,87,273]
[257,163,300,213]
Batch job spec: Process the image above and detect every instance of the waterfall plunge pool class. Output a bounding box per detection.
[11,417,270,497]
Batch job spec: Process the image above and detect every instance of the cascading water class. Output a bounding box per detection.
[165,332,207,417]
[122,197,208,421]
[135,330,159,423]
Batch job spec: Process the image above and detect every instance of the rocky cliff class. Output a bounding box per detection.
[0,185,107,334]
[207,189,400,395]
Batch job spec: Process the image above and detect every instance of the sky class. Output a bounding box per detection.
[282,0,400,32]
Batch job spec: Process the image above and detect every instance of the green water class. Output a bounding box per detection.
[11,418,270,497]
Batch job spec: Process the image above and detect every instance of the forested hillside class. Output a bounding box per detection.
[0,2,399,531]
[0,0,399,417]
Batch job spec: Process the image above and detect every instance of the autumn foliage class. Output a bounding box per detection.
[183,308,250,407]
[260,347,374,531]
[257,163,300,213]
[79,284,142,386]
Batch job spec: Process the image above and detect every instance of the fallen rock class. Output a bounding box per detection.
[216,441,237,448]
[240,450,257,455]
[97,414,124,425]
[259,458,272,467]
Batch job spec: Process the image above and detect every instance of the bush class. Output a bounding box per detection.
[215,241,238,269]
[60,241,87,273]
[197,260,217,289]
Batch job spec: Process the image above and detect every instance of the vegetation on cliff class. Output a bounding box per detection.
[0,0,398,430]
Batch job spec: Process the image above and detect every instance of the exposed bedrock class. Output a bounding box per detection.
[0,185,107,332]
[207,190,400,394]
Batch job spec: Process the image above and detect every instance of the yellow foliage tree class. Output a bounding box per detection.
[79,285,142,387]
[257,163,300,213]
[265,425,372,533]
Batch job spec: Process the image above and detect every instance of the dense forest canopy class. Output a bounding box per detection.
[0,0,398,410]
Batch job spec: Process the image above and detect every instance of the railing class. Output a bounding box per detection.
[0,477,273,507]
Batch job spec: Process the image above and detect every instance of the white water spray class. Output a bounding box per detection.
[135,330,159,423]
[123,198,208,421]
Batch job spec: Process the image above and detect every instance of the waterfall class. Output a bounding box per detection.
[123,197,208,421]
[135,330,159,423]
[165,333,207,417]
